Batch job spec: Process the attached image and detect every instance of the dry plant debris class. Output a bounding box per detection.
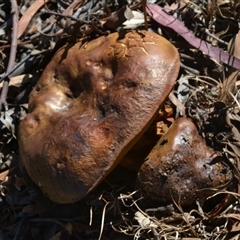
[0,0,240,239]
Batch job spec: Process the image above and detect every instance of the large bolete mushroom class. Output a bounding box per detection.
[18,30,180,204]
[138,118,233,206]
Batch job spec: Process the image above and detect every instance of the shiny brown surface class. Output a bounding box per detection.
[18,30,180,204]
[138,118,233,206]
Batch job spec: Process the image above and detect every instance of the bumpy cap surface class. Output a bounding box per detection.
[18,30,180,204]
[138,118,233,206]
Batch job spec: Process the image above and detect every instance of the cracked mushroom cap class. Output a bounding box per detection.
[18,30,180,204]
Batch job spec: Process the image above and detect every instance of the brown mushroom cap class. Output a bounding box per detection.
[138,118,233,206]
[18,30,180,204]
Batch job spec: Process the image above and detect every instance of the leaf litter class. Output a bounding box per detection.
[0,0,240,239]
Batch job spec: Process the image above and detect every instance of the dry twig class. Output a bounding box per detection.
[0,0,19,111]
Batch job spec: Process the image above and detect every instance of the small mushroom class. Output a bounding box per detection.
[138,118,233,206]
[18,30,180,204]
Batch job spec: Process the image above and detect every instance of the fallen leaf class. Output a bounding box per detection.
[18,0,50,39]
[103,6,134,30]
[0,169,9,182]
[123,11,144,29]
[147,4,240,70]
[22,204,45,213]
